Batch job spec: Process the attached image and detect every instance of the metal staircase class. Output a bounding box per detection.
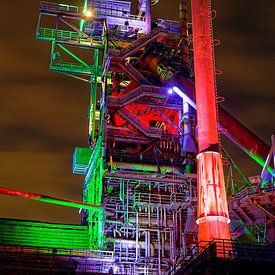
[120,27,167,58]
[117,107,153,138]
[118,61,150,84]
[107,85,169,108]
[230,183,275,227]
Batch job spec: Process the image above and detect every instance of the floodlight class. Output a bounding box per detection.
[84,9,93,18]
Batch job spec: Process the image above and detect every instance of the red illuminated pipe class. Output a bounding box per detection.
[191,0,230,242]
[191,0,218,152]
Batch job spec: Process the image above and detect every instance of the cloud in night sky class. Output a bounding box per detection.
[0,0,274,224]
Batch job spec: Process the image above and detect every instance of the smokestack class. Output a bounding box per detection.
[191,0,231,242]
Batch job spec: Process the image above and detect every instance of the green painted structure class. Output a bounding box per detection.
[0,218,89,250]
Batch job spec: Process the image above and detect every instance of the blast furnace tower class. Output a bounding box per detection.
[0,0,274,274]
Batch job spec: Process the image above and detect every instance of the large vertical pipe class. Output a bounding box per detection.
[191,0,218,152]
[179,0,190,68]
[179,0,195,152]
[146,0,151,33]
[191,0,231,241]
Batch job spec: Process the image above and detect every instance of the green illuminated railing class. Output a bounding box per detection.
[50,61,103,76]
[0,218,89,250]
[40,1,80,14]
[50,61,92,74]
[37,27,82,41]
[36,28,102,48]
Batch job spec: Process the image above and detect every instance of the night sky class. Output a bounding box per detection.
[0,0,274,225]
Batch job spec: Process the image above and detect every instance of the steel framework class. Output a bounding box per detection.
[0,0,274,274]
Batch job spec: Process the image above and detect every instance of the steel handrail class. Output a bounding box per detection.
[50,61,92,74]
[40,1,80,14]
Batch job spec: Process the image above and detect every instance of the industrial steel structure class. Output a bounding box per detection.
[0,0,274,274]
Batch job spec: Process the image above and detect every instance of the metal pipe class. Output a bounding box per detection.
[146,0,151,33]
[164,207,167,227]
[158,230,161,272]
[179,0,188,37]
[0,187,101,210]
[161,231,165,258]
[147,231,150,258]
[219,108,271,170]
[179,0,190,67]
[191,0,231,242]
[190,0,218,152]
[136,212,139,261]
